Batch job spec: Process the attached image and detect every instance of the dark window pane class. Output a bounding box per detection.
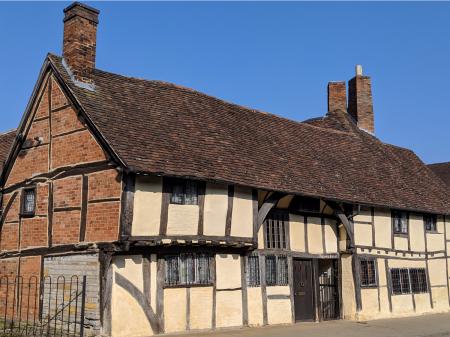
[360,259,377,287]
[391,269,402,295]
[184,180,198,205]
[265,255,277,286]
[264,212,288,249]
[23,189,35,214]
[247,255,260,287]
[171,182,184,204]
[164,253,213,286]
[393,211,408,234]
[424,214,437,232]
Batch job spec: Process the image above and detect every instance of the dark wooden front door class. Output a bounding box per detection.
[293,259,315,321]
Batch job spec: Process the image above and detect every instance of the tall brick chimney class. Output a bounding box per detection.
[62,2,99,87]
[348,65,375,134]
[327,81,347,112]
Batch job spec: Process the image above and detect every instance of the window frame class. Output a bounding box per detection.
[423,214,437,233]
[164,252,214,288]
[265,254,288,286]
[390,267,428,295]
[264,211,289,250]
[392,210,409,235]
[167,178,200,206]
[359,258,378,288]
[20,186,36,217]
[246,254,260,287]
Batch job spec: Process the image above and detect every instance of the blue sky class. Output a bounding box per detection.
[0,2,449,164]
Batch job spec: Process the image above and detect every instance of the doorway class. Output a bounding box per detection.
[293,258,339,322]
[293,259,315,321]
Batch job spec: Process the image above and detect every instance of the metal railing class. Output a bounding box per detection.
[0,275,86,337]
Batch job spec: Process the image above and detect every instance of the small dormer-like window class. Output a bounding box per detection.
[392,210,408,235]
[169,179,198,205]
[21,187,36,217]
[424,214,437,232]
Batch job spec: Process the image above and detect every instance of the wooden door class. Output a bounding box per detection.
[293,259,315,321]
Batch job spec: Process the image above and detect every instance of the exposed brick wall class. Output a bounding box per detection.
[19,256,41,279]
[88,169,122,201]
[51,106,85,136]
[51,130,107,169]
[26,118,50,145]
[7,146,49,187]
[85,201,120,242]
[51,78,69,110]
[0,223,18,251]
[52,210,81,245]
[1,73,122,254]
[20,217,48,249]
[53,175,82,208]
[34,83,49,120]
[36,183,49,215]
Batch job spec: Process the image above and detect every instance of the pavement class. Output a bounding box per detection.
[165,313,450,337]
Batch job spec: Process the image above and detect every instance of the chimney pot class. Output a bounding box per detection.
[355,64,363,76]
[62,2,100,87]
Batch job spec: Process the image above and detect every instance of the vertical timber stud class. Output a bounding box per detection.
[211,256,217,329]
[338,258,344,319]
[79,175,88,242]
[48,79,52,171]
[371,207,375,247]
[186,287,191,331]
[313,259,320,321]
[48,182,53,247]
[423,219,434,309]
[352,254,362,312]
[321,217,326,253]
[159,178,170,236]
[376,259,381,312]
[444,215,450,306]
[252,189,258,245]
[225,185,234,237]
[120,172,135,239]
[259,254,268,325]
[287,256,295,323]
[100,252,113,336]
[156,257,165,333]
[197,182,205,236]
[304,216,309,253]
[385,259,392,312]
[240,255,248,326]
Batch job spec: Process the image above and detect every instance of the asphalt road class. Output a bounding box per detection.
[165,313,450,337]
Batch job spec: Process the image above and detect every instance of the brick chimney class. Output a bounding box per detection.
[327,81,347,112]
[348,65,375,134]
[62,2,99,87]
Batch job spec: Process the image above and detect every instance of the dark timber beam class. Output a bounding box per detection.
[257,192,286,231]
[325,200,355,248]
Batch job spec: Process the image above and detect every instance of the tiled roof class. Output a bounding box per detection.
[0,130,16,172]
[428,162,450,187]
[47,54,450,214]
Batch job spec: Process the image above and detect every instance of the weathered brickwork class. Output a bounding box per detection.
[52,210,81,244]
[51,78,69,110]
[0,223,18,251]
[0,74,122,252]
[51,106,85,136]
[51,130,107,169]
[88,169,121,201]
[85,201,120,242]
[20,217,48,249]
[7,145,49,187]
[53,175,82,208]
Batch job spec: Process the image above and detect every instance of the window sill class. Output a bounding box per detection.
[393,233,408,237]
[20,213,35,218]
[163,283,214,289]
[425,231,440,234]
[360,285,378,289]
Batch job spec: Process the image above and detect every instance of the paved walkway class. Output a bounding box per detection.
[166,313,450,337]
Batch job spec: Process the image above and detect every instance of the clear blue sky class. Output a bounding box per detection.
[0,2,449,164]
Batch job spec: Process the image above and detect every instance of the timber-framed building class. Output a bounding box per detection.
[0,3,449,337]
